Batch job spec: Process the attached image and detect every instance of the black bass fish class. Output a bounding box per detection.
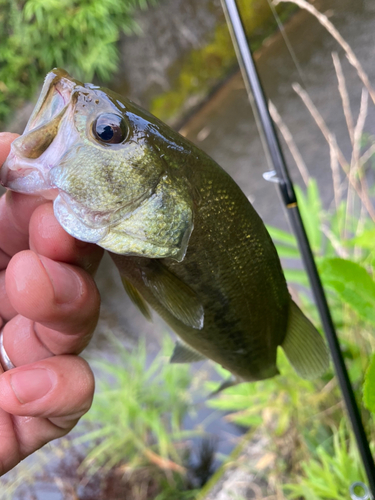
[0,69,329,382]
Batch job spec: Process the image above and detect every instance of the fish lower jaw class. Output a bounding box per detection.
[1,165,59,199]
[1,153,59,199]
[0,165,30,186]
[53,194,107,244]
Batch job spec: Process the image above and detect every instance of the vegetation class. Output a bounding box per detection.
[76,335,195,476]
[284,422,370,500]
[0,0,154,124]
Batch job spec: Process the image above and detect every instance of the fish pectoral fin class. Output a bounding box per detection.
[281,300,330,380]
[142,262,204,330]
[170,340,207,363]
[121,277,152,321]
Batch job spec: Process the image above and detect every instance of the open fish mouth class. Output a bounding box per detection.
[0,69,83,198]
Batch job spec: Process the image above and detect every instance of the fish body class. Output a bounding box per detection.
[1,69,329,381]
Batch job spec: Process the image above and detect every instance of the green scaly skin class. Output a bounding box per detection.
[111,147,290,380]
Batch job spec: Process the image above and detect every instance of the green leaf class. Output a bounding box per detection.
[267,225,298,247]
[320,258,375,325]
[284,268,309,287]
[364,352,375,413]
[274,245,301,259]
[295,179,322,254]
[267,225,301,259]
[347,229,375,250]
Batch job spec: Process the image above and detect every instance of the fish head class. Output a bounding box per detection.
[1,69,194,260]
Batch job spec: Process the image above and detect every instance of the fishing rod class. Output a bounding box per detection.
[220,0,375,496]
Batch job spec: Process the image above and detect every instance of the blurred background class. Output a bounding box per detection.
[2,0,375,498]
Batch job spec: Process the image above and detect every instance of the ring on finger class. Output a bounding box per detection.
[0,327,15,371]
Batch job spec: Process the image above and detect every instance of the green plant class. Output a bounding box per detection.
[267,1,375,402]
[206,352,334,441]
[0,0,154,124]
[284,422,368,499]
[261,1,375,495]
[74,335,201,477]
[154,479,198,500]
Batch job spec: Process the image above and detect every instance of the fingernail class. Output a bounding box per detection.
[10,368,55,403]
[39,256,82,304]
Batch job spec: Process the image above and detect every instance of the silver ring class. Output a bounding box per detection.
[0,327,15,371]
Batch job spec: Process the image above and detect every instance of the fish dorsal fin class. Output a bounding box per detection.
[121,277,152,321]
[281,300,330,380]
[170,340,207,363]
[141,262,204,330]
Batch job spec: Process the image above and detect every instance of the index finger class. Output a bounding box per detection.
[0,193,48,260]
[0,133,47,258]
[0,133,19,165]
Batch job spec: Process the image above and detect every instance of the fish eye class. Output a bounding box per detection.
[93,113,127,144]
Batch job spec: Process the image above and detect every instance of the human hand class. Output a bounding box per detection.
[0,132,103,476]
